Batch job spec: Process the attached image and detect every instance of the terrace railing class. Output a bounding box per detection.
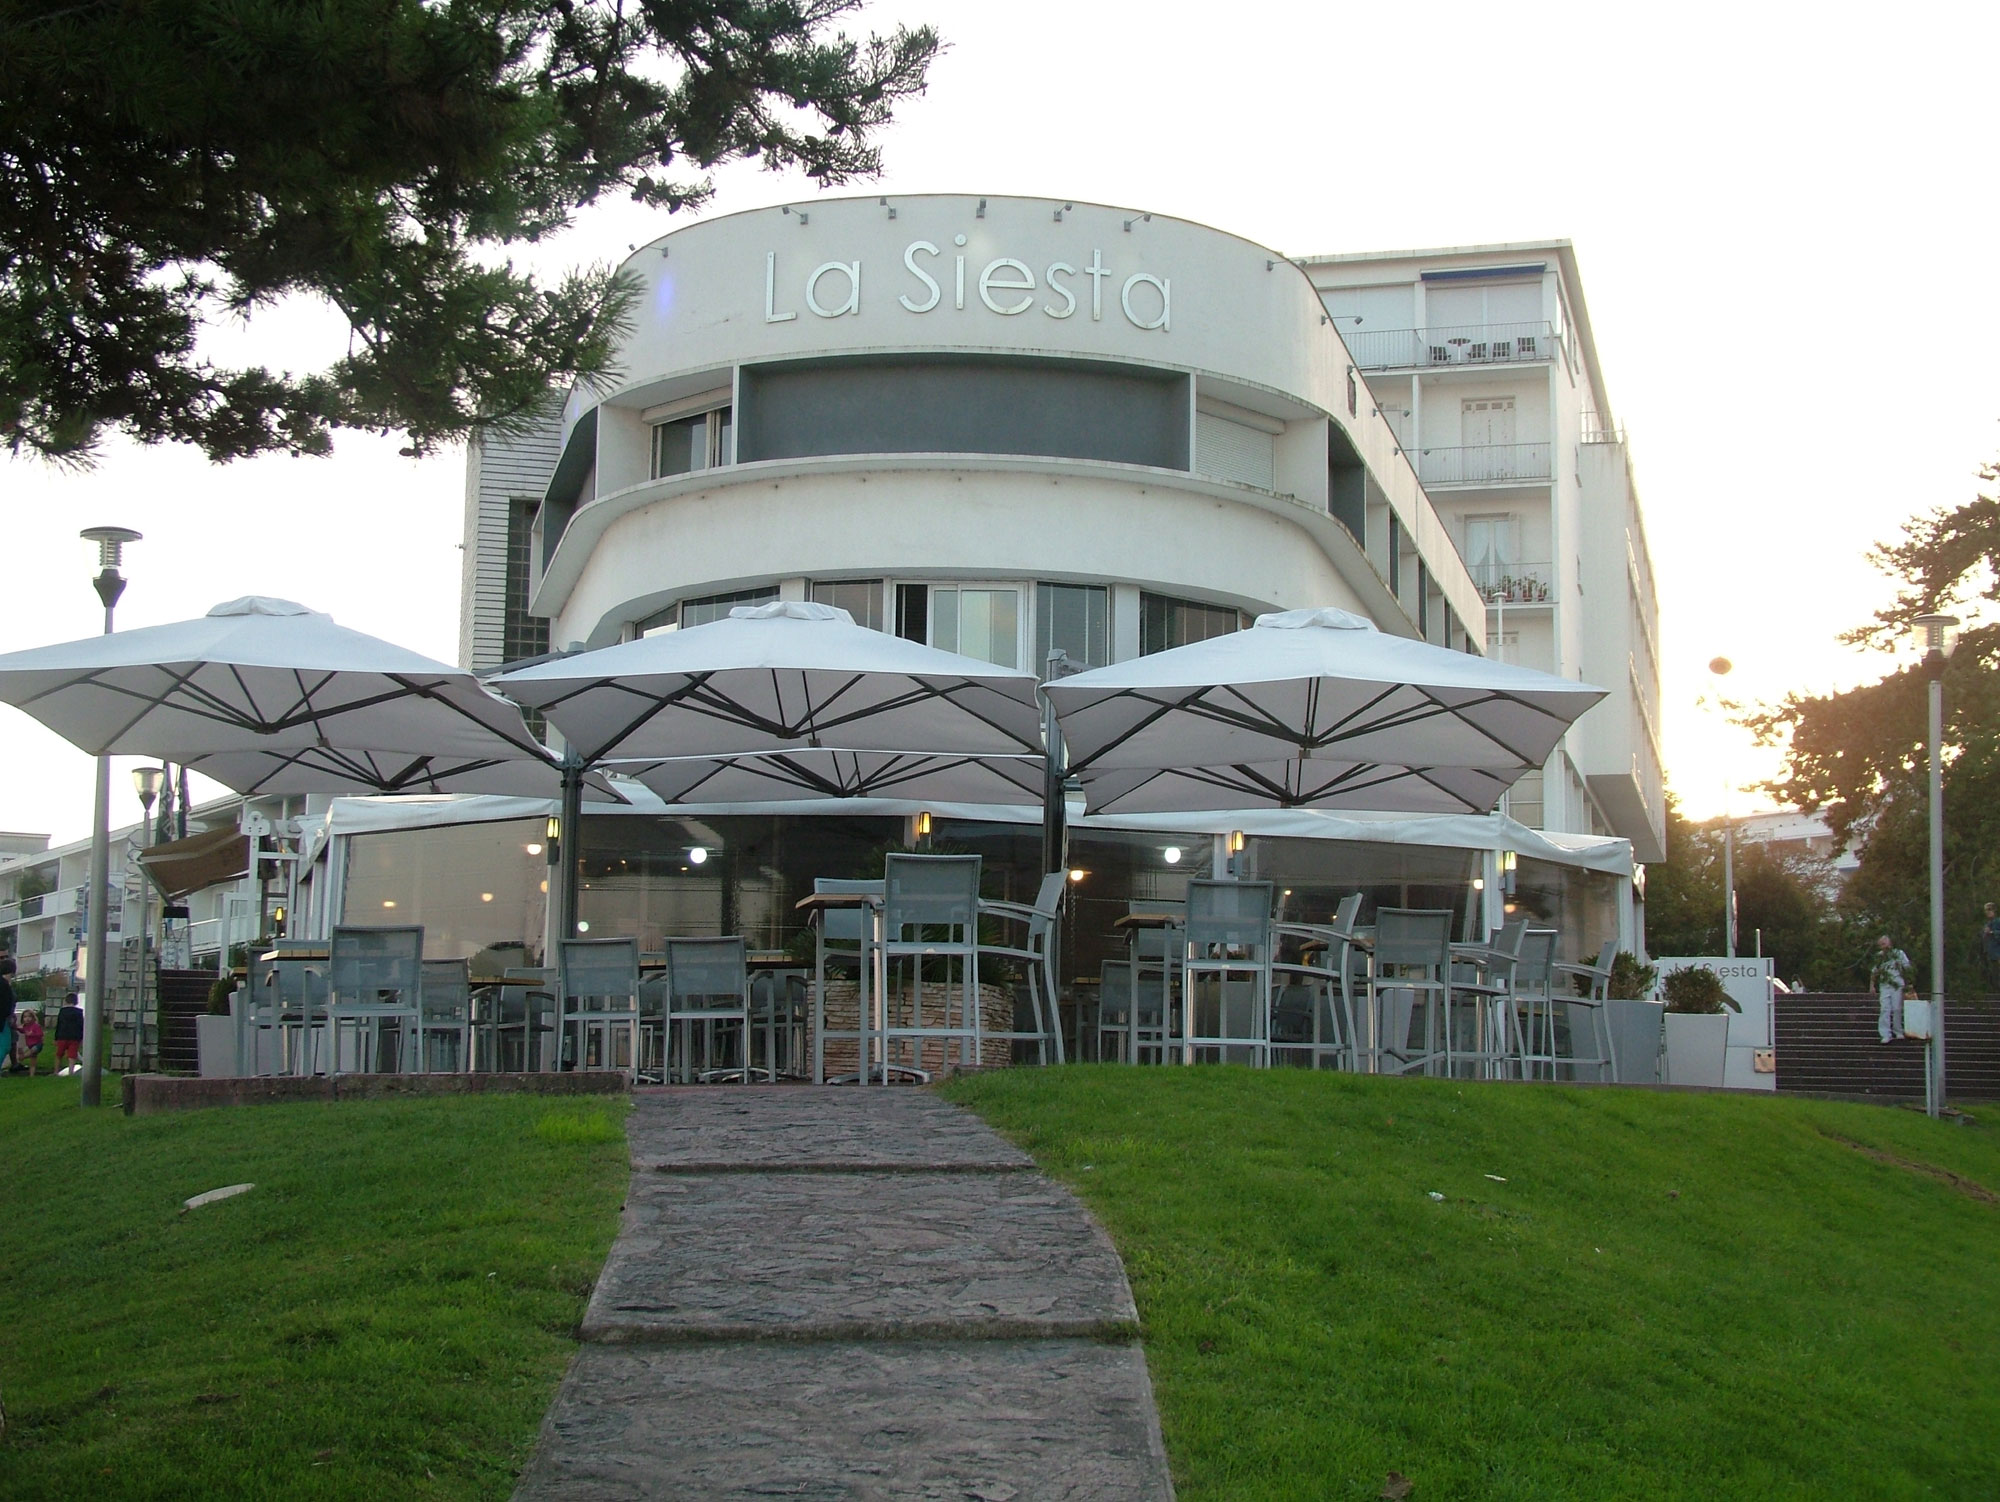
[1342,321,1557,371]
[1417,442,1552,487]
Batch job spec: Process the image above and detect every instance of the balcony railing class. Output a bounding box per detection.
[1469,562,1555,606]
[1417,442,1552,487]
[1343,321,1557,371]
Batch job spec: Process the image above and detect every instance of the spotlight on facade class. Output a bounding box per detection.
[1068,868,1087,883]
[688,846,710,865]
[1162,845,1182,865]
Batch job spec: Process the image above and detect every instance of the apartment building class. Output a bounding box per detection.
[1302,241,1667,863]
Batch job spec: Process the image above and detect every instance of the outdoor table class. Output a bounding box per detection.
[796,891,884,1083]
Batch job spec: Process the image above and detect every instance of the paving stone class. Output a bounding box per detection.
[513,1339,1175,1501]
[627,1087,1034,1174]
[582,1170,1137,1343]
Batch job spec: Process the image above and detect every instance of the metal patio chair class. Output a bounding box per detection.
[878,853,983,1081]
[557,938,642,1078]
[1272,892,1365,1070]
[1181,879,1275,1067]
[419,958,473,1072]
[1550,938,1619,1083]
[1370,908,1455,1076]
[978,870,1068,1066]
[318,925,424,1075]
[664,936,757,1083]
[488,967,554,1072]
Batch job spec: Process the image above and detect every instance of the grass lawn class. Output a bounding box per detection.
[943,1067,2000,1501]
[0,1075,627,1499]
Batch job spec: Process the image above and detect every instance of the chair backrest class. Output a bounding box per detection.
[1029,871,1068,916]
[559,938,640,1001]
[1333,892,1364,932]
[329,925,424,1001]
[882,854,981,944]
[1098,960,1133,1023]
[499,966,551,1024]
[420,959,471,1021]
[1185,880,1274,959]
[1372,908,1454,973]
[248,953,279,1014]
[813,878,883,944]
[665,936,748,1019]
[1515,929,1559,994]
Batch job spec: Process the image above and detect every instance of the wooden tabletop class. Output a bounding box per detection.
[1112,911,1183,930]
[794,891,879,912]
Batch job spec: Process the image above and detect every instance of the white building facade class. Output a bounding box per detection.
[1304,242,1666,864]
[448,196,1636,984]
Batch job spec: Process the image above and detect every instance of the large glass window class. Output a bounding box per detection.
[638,586,780,637]
[737,354,1190,470]
[651,405,734,479]
[342,818,551,964]
[1139,592,1243,656]
[932,586,1020,668]
[811,579,885,631]
[1036,583,1109,675]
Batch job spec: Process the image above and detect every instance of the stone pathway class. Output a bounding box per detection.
[515,1087,1175,1500]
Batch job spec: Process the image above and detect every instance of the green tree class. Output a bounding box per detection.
[1,0,939,463]
[1749,466,2000,996]
[1643,795,1851,986]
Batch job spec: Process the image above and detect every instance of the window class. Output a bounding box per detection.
[810,579,885,631]
[1036,583,1109,675]
[651,405,733,479]
[502,496,549,663]
[1386,512,1403,597]
[931,586,1021,668]
[642,586,778,635]
[1140,592,1242,656]
[1194,411,1276,489]
[1463,513,1516,592]
[737,354,1190,470]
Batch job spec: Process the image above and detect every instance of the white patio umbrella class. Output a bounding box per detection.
[0,596,567,795]
[1073,757,1519,816]
[490,600,1047,936]
[490,600,1044,762]
[1046,608,1606,801]
[611,748,1046,807]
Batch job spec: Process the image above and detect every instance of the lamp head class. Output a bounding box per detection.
[1913,613,1959,661]
[131,765,165,809]
[80,526,141,571]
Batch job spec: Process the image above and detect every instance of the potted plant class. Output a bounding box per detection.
[196,967,240,1078]
[1592,952,1662,1083]
[1659,965,1738,1087]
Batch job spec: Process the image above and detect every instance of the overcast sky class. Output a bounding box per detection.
[3,0,1995,847]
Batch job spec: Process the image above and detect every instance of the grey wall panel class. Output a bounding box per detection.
[738,355,1190,470]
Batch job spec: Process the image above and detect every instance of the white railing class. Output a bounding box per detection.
[1417,442,1552,487]
[1343,321,1557,371]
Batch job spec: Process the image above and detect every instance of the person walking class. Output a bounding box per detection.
[53,993,84,1075]
[1871,934,1914,1044]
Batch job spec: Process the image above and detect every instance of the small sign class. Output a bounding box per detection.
[1903,998,1934,1041]
[1752,1049,1777,1074]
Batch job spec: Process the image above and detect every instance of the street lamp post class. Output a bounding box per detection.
[1914,613,1958,1119]
[131,766,165,1075]
[77,526,140,1108]
[1708,656,1737,958]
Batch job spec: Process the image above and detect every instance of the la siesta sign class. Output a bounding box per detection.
[764,236,1171,331]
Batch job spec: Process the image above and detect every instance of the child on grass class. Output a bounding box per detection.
[54,993,83,1075]
[13,1008,43,1076]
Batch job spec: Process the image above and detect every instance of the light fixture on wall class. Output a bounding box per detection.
[688,846,710,866]
[1068,868,1087,883]
[1162,845,1183,866]
[914,811,933,838]
[1228,830,1246,855]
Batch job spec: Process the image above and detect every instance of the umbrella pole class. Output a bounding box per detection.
[558,755,584,944]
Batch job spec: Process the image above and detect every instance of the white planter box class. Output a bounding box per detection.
[1662,1012,1730,1088]
[1604,999,1664,1085]
[196,1013,240,1078]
